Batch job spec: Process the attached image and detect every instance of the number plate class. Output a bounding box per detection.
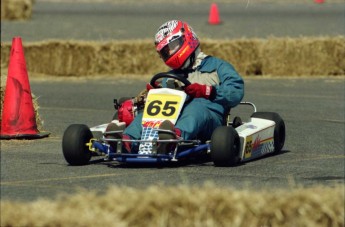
[142,88,186,125]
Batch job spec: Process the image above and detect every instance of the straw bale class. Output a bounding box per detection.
[1,185,344,227]
[1,37,344,77]
[1,0,33,21]
[94,40,167,75]
[27,41,97,76]
[202,39,262,75]
[260,37,345,76]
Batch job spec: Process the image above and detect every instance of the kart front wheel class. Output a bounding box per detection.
[251,112,285,153]
[211,126,240,167]
[62,124,92,166]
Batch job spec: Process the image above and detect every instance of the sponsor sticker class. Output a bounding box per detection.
[244,136,253,159]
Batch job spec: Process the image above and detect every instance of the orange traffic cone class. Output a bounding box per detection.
[208,3,221,25]
[0,37,50,139]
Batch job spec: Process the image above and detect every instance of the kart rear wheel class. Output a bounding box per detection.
[211,126,240,167]
[251,112,285,153]
[62,124,92,166]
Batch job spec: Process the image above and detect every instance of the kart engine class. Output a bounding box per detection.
[114,89,147,126]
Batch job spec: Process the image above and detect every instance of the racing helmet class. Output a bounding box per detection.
[154,20,200,70]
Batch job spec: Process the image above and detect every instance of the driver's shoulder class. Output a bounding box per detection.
[199,56,231,72]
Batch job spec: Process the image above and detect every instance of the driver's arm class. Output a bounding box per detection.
[213,59,244,109]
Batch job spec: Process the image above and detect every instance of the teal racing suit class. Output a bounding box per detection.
[124,54,244,144]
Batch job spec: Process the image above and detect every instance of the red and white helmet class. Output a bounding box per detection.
[155,20,200,70]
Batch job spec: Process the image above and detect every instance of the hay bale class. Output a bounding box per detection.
[1,38,344,76]
[261,37,345,76]
[202,39,263,75]
[25,41,97,76]
[1,185,344,227]
[0,40,166,76]
[94,40,166,75]
[1,0,33,21]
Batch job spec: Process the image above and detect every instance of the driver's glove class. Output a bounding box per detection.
[185,83,214,99]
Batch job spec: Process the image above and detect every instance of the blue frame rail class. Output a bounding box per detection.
[92,141,210,163]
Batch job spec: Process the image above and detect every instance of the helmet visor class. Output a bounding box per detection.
[159,36,184,62]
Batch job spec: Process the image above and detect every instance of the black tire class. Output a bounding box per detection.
[251,112,285,153]
[211,126,240,167]
[62,124,92,166]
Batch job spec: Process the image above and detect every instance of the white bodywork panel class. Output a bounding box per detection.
[90,120,125,139]
[236,117,275,161]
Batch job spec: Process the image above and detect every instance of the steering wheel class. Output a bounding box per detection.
[150,72,191,88]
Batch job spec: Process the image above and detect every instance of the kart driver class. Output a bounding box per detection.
[108,20,244,153]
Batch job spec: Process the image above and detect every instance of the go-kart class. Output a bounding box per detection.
[62,73,285,167]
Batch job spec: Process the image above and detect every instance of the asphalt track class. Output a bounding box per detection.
[1,77,344,201]
[1,1,344,41]
[1,1,345,202]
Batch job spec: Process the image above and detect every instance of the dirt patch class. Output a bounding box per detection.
[1,184,344,227]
